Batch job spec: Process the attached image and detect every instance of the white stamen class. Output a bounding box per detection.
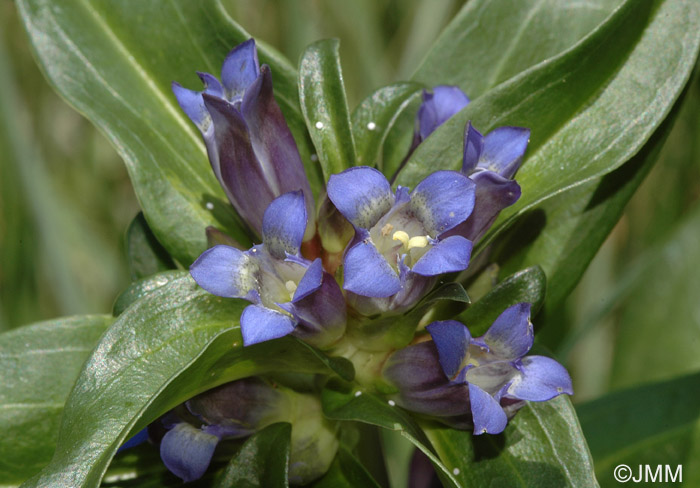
[205,202,214,210]
[315,121,324,129]
[392,230,409,247]
[407,235,429,249]
[285,280,298,297]
[367,121,377,130]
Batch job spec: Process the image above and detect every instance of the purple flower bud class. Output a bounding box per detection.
[172,39,314,240]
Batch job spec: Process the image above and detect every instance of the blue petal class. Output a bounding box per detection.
[426,320,470,379]
[262,191,307,259]
[469,383,508,435]
[461,121,484,174]
[160,423,220,482]
[417,85,470,141]
[343,231,401,297]
[483,303,533,360]
[507,356,573,401]
[240,304,296,346]
[171,82,208,130]
[409,171,475,236]
[117,428,148,453]
[327,167,394,229]
[190,245,257,298]
[197,72,224,98]
[220,39,260,100]
[480,126,530,178]
[412,235,473,276]
[292,258,323,302]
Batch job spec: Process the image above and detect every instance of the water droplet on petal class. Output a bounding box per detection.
[453,468,461,475]
[315,121,324,129]
[205,202,214,210]
[354,391,362,397]
[367,121,376,130]
[388,400,396,406]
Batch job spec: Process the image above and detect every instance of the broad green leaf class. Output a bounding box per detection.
[299,39,356,180]
[311,448,382,488]
[214,423,291,488]
[351,82,422,169]
[0,315,112,484]
[398,0,700,255]
[24,275,354,488]
[609,202,700,389]
[112,271,184,316]
[16,0,317,266]
[493,81,683,322]
[577,372,700,487]
[125,213,176,281]
[458,266,546,337]
[424,396,598,488]
[413,0,620,98]
[321,381,460,488]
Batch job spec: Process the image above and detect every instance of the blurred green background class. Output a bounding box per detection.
[2,0,699,414]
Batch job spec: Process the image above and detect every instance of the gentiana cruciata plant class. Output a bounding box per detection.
[111,38,577,484]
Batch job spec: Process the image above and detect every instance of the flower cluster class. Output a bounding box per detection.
[141,39,573,483]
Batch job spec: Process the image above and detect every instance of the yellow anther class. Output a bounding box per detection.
[392,230,409,247]
[381,223,394,236]
[285,280,298,296]
[407,235,429,249]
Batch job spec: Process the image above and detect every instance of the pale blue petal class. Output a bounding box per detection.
[160,423,219,482]
[262,191,307,259]
[483,303,533,360]
[343,232,401,297]
[461,121,484,174]
[196,72,224,98]
[469,383,508,435]
[292,258,323,302]
[412,235,473,276]
[417,86,470,141]
[190,245,257,298]
[426,320,470,379]
[409,171,475,236]
[327,167,394,229]
[240,304,296,346]
[507,356,573,401]
[171,82,208,130]
[220,39,260,100]
[480,126,530,178]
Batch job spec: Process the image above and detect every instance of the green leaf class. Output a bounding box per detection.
[125,213,176,281]
[493,79,683,320]
[424,396,598,488]
[311,447,382,488]
[459,266,546,337]
[413,0,620,98]
[321,381,460,488]
[112,270,185,316]
[214,423,291,488]
[0,315,112,484]
[299,39,356,180]
[351,82,422,170]
[24,275,357,488]
[399,0,700,254]
[577,372,700,487]
[16,0,317,266]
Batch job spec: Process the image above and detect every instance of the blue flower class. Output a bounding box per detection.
[172,39,314,240]
[326,167,474,315]
[416,85,470,144]
[159,378,286,482]
[383,303,572,434]
[190,191,345,347]
[445,122,529,242]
